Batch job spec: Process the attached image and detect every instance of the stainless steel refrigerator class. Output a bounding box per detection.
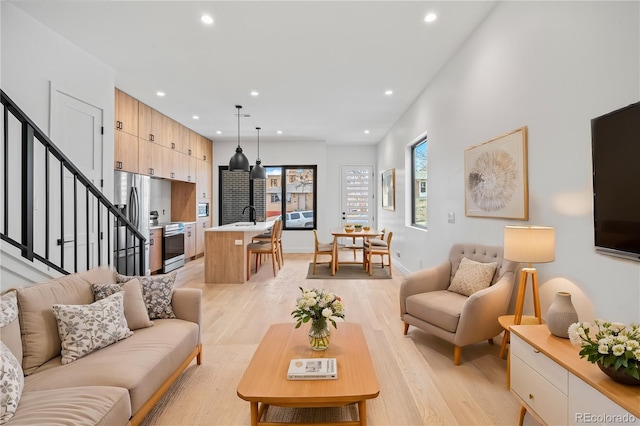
[113,170,150,276]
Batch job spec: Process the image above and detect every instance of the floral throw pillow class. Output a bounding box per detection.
[116,272,176,319]
[447,257,498,297]
[0,291,18,328]
[52,292,133,364]
[91,279,154,330]
[0,340,24,423]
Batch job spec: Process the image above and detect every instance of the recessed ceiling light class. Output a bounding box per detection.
[201,15,213,25]
[250,91,259,96]
[192,115,199,120]
[384,90,393,96]
[364,130,370,134]
[277,130,283,134]
[424,13,437,23]
[156,91,165,97]
[216,130,222,135]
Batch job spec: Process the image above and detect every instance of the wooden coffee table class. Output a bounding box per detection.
[237,322,379,426]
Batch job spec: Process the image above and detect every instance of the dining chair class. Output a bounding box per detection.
[246,220,280,280]
[312,230,335,275]
[363,228,386,268]
[363,231,393,277]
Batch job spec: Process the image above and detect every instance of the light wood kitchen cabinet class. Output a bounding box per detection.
[172,152,189,182]
[152,144,173,179]
[196,217,210,256]
[114,131,139,173]
[114,89,138,136]
[184,223,196,259]
[187,155,197,183]
[188,129,198,157]
[138,103,164,145]
[197,159,212,201]
[168,120,185,153]
[197,134,212,162]
[149,227,163,273]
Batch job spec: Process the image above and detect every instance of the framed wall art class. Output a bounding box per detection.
[381,168,395,211]
[464,127,528,220]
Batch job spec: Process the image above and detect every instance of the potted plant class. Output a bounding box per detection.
[568,320,640,385]
[354,224,363,232]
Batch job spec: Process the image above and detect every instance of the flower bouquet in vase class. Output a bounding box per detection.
[568,320,640,385]
[292,287,345,351]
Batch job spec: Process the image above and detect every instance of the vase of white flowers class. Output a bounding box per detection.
[292,287,345,351]
[568,320,640,385]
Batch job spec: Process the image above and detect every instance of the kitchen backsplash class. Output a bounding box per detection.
[150,178,172,223]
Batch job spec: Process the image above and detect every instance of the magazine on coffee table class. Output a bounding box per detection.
[287,358,338,380]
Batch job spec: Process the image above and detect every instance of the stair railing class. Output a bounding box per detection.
[1,89,145,276]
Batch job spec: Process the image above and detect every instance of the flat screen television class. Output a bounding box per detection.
[591,101,640,262]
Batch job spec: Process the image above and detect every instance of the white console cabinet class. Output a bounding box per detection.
[510,325,638,426]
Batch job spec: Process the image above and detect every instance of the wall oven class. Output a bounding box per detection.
[163,223,185,273]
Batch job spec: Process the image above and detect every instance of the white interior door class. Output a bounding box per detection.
[340,165,374,227]
[48,85,104,272]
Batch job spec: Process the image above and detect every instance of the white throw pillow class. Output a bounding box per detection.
[448,257,498,297]
[0,341,24,424]
[53,292,133,364]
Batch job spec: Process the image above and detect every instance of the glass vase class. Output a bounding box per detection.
[309,318,330,351]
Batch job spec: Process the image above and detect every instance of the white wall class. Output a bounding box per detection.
[1,3,116,288]
[377,1,640,323]
[213,139,376,252]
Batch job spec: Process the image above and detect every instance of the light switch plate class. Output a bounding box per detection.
[234,240,243,245]
[448,212,455,223]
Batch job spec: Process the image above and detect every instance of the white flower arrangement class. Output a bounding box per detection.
[568,320,640,380]
[291,287,345,329]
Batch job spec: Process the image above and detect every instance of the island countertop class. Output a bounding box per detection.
[204,221,274,284]
[206,221,273,232]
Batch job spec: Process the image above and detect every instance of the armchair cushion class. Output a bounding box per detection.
[447,257,497,297]
[406,290,467,333]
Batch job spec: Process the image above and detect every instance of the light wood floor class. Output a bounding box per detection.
[168,253,537,425]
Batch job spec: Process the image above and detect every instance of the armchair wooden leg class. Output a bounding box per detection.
[453,346,462,365]
[499,330,510,359]
[488,338,494,345]
[403,322,409,335]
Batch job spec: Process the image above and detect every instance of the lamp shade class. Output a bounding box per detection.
[229,146,249,171]
[250,162,267,179]
[229,104,250,172]
[504,226,555,263]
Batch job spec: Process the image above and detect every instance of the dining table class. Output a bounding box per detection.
[330,227,382,276]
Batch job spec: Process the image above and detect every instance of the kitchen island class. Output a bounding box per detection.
[204,221,273,284]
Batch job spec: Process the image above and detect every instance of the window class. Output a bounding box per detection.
[264,165,317,230]
[412,138,427,228]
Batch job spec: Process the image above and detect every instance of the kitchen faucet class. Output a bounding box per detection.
[242,205,256,225]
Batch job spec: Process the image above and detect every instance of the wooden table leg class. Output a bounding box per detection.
[250,401,259,426]
[518,405,526,426]
[331,236,338,275]
[358,400,367,426]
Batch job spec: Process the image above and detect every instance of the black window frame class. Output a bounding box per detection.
[269,165,317,231]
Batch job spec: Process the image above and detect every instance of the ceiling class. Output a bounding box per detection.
[12,1,497,146]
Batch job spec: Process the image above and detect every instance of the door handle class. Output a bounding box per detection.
[57,238,74,246]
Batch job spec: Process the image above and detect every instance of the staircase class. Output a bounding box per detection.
[1,89,145,285]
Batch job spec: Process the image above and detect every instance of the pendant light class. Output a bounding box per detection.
[228,105,250,171]
[250,127,267,180]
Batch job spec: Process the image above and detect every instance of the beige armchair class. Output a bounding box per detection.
[400,244,518,365]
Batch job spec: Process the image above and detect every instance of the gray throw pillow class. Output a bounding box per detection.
[91,279,154,330]
[116,272,177,319]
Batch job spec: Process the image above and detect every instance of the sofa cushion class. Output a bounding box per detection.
[116,272,176,319]
[4,386,131,426]
[0,341,24,424]
[17,274,94,375]
[405,290,468,333]
[447,257,497,297]
[24,319,199,414]
[53,292,133,364]
[91,279,154,330]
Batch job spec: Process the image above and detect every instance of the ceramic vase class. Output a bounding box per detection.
[309,318,330,351]
[546,291,578,338]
